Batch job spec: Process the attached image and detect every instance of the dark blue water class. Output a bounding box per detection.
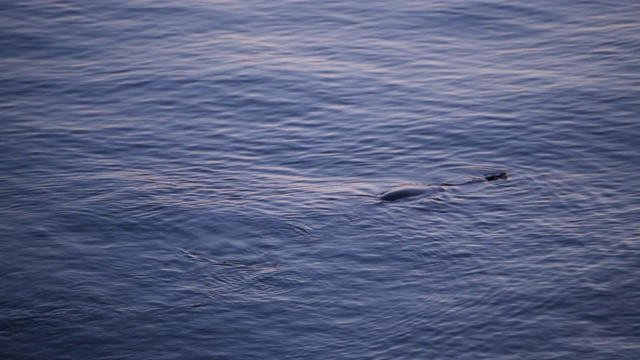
[2,1,640,359]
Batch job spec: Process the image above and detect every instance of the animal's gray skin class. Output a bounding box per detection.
[379,171,508,202]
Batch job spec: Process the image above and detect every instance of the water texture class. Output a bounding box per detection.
[1,1,639,359]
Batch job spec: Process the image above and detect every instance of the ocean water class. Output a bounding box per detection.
[1,0,639,359]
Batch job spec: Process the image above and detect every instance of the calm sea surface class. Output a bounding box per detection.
[1,1,640,359]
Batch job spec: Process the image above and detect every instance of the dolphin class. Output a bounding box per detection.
[379,171,508,202]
